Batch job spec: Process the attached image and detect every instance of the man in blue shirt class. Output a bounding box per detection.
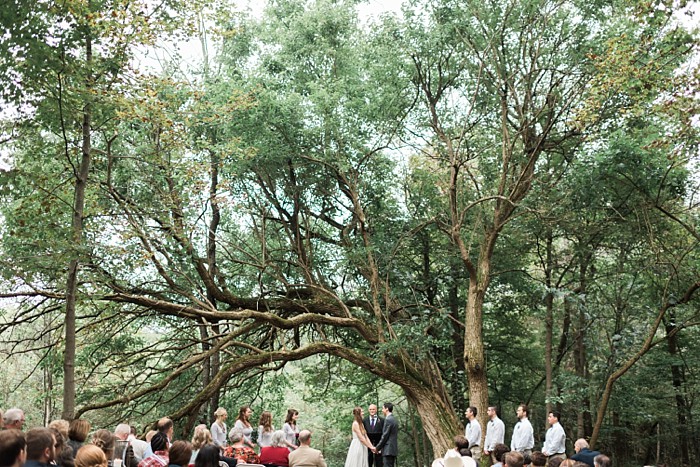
[570,439,600,467]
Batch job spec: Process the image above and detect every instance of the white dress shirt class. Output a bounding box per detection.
[510,417,534,452]
[484,416,505,451]
[465,419,481,448]
[542,422,566,455]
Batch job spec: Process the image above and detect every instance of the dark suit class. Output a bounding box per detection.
[363,415,384,467]
[571,448,600,467]
[375,413,398,467]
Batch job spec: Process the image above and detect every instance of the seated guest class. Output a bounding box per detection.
[144,419,174,460]
[491,444,509,467]
[190,426,213,464]
[224,432,259,464]
[128,427,149,462]
[167,441,192,467]
[49,421,70,443]
[194,445,222,467]
[260,431,291,467]
[570,440,600,467]
[529,451,546,467]
[69,420,91,457]
[3,409,25,431]
[288,431,325,467]
[75,445,108,467]
[547,458,564,467]
[0,429,26,467]
[139,433,170,467]
[452,436,477,467]
[26,428,57,467]
[559,461,588,467]
[503,452,523,467]
[50,426,75,467]
[432,448,475,467]
[114,424,138,467]
[593,455,610,467]
[92,430,116,467]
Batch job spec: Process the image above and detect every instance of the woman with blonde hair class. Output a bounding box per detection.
[49,420,70,442]
[75,445,108,467]
[257,411,275,448]
[190,425,213,464]
[211,408,228,450]
[343,407,375,467]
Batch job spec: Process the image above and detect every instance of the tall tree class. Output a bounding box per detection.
[0,0,199,418]
[1,0,698,460]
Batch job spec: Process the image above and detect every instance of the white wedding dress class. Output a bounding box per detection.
[344,430,369,467]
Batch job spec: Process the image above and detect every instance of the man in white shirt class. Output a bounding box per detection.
[510,404,534,456]
[542,411,566,462]
[464,407,481,461]
[114,424,140,467]
[127,426,149,462]
[483,406,505,463]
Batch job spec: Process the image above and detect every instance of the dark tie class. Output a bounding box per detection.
[371,417,375,428]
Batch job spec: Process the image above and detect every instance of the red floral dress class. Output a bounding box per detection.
[224,446,260,464]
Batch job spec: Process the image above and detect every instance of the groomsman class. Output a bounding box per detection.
[363,404,384,467]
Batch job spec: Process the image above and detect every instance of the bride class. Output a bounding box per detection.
[344,407,375,467]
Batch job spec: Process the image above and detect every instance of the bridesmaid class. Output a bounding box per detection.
[234,406,255,448]
[211,407,228,451]
[258,411,275,448]
[282,409,299,451]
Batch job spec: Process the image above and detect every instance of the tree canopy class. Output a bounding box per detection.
[1,0,699,465]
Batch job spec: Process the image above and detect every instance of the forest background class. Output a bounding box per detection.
[1,0,699,466]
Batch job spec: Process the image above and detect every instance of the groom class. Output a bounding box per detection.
[374,402,398,467]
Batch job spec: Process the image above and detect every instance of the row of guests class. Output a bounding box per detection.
[210,407,299,452]
[193,424,293,466]
[140,420,322,467]
[0,426,230,467]
[0,419,292,467]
